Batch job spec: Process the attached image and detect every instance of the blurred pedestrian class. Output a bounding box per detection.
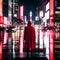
[24,21,36,51]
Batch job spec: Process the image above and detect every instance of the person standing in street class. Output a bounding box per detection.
[24,21,36,51]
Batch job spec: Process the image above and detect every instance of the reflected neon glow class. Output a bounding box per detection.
[39,26,43,49]
[19,30,24,53]
[4,30,8,44]
[12,32,15,58]
[35,25,38,48]
[39,10,43,18]
[50,30,54,60]
[0,42,2,60]
[44,31,49,59]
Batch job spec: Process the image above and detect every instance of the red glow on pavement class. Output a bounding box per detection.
[0,42,2,60]
[50,30,54,60]
[50,0,54,59]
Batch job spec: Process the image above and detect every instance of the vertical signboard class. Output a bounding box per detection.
[0,0,2,16]
[18,6,24,21]
[50,0,54,60]
[50,0,54,27]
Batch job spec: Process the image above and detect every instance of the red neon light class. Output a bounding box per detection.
[20,6,24,20]
[0,16,4,24]
[50,0,54,27]
[50,0,54,15]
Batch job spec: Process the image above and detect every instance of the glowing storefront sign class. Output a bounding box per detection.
[19,6,24,20]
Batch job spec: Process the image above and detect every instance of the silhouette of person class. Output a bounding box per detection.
[24,21,36,51]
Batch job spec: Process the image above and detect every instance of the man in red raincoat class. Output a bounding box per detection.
[24,21,36,51]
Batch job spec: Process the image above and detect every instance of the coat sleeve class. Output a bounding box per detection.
[24,27,26,41]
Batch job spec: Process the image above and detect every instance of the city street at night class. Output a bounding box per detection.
[0,0,60,60]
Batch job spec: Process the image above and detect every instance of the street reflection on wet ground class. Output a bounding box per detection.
[2,44,48,60]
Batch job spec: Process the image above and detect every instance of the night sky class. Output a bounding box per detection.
[18,0,43,20]
[3,0,8,17]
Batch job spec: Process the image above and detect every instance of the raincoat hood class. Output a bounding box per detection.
[28,21,32,26]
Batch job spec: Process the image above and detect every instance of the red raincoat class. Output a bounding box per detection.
[24,21,36,50]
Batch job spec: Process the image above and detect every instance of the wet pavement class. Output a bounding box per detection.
[2,44,48,60]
